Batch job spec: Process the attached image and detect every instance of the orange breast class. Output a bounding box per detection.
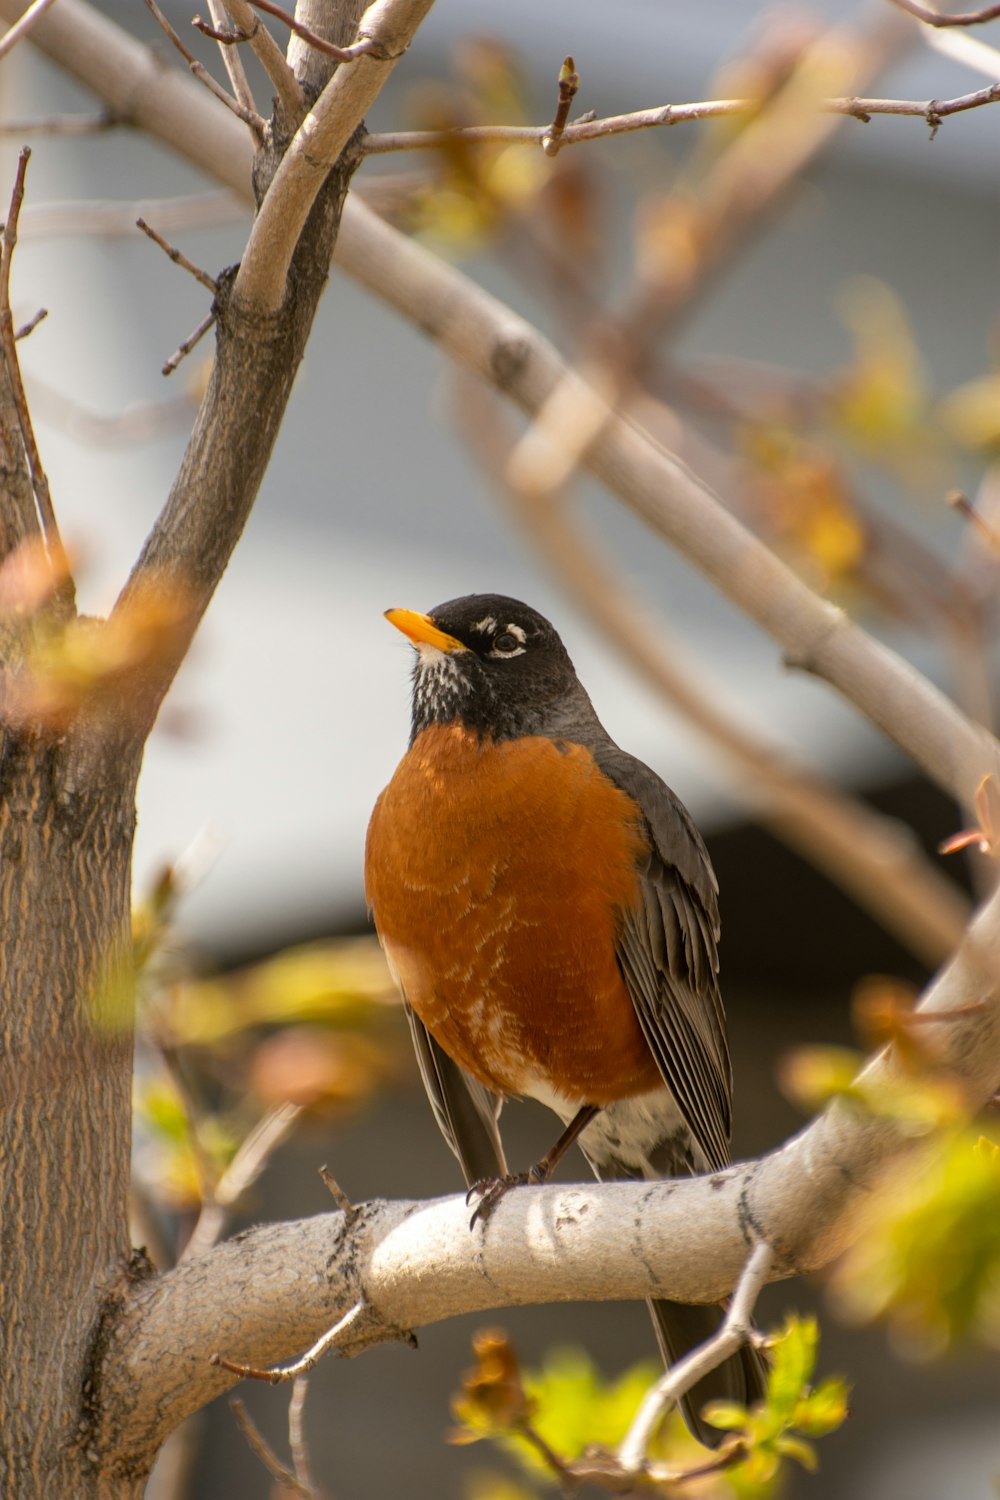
[365,724,662,1106]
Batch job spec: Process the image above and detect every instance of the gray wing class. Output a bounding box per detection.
[403,1002,508,1187]
[592,742,733,1174]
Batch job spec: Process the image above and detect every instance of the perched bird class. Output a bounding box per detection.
[365,593,766,1446]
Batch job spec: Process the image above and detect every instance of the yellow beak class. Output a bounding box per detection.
[384,608,467,653]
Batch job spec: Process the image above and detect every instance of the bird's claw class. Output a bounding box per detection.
[466,1169,540,1229]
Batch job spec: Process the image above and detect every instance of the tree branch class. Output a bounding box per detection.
[233,0,437,315]
[99,872,1000,1467]
[334,198,1000,812]
[362,80,1000,154]
[889,0,1000,26]
[452,379,971,968]
[12,0,997,806]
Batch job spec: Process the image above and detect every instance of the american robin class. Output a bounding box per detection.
[365,593,767,1446]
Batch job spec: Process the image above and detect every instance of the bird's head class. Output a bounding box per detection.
[384,593,596,743]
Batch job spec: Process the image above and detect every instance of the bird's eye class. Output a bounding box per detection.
[493,631,521,654]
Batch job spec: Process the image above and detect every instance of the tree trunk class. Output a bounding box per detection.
[0,729,139,1495]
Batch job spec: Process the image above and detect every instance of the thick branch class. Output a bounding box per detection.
[233,0,437,314]
[101,873,1000,1467]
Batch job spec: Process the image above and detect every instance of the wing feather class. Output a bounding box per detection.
[591,743,732,1174]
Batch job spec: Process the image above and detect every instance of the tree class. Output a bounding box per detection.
[2,0,1000,1494]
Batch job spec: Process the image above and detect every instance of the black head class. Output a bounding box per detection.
[384,593,599,743]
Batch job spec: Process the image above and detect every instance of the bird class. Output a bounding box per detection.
[365,592,767,1447]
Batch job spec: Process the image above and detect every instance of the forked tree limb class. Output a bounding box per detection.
[99,869,1000,1467]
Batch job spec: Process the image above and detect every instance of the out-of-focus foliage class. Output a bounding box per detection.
[128,852,400,1237]
[450,1318,846,1498]
[706,1316,849,1494]
[832,1129,1000,1358]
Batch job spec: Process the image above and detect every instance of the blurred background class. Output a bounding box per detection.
[5,0,1000,1494]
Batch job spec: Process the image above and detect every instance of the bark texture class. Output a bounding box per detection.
[0,731,138,1495]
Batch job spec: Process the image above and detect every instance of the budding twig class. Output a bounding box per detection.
[541,56,579,157]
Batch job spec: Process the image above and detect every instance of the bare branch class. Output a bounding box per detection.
[213,1300,368,1383]
[0,0,58,60]
[362,81,1000,154]
[210,0,304,124]
[0,148,73,610]
[0,110,120,136]
[618,1244,775,1472]
[141,0,265,134]
[453,379,970,967]
[135,216,218,293]
[17,0,999,812]
[889,0,1000,26]
[231,1399,315,1497]
[288,1378,318,1495]
[243,0,384,60]
[161,311,216,376]
[337,199,1000,812]
[234,0,438,315]
[181,1103,302,1261]
[202,0,260,135]
[22,191,246,242]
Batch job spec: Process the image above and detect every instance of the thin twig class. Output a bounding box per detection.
[288,1377,317,1493]
[618,1243,775,1472]
[211,0,304,123]
[181,1102,302,1261]
[362,81,1000,153]
[0,0,59,61]
[950,489,1000,560]
[213,1301,367,1383]
[136,217,218,293]
[541,56,579,157]
[318,1163,355,1217]
[14,307,46,340]
[889,0,1000,26]
[192,15,248,44]
[203,0,261,137]
[241,0,382,60]
[0,148,73,610]
[162,311,216,376]
[0,111,120,136]
[142,0,265,133]
[231,1399,315,1497]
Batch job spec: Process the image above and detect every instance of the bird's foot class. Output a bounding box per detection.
[466,1167,545,1229]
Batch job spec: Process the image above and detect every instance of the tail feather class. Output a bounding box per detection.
[646,1297,769,1450]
